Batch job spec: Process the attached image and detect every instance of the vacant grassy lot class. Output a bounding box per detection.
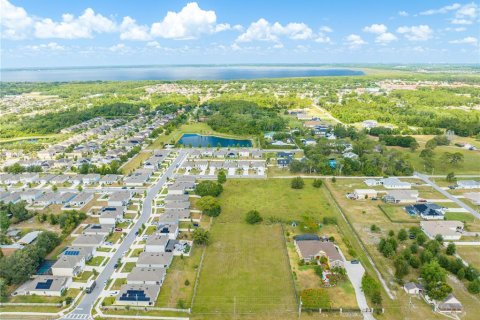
[193,222,297,316]
[121,150,152,175]
[457,246,480,270]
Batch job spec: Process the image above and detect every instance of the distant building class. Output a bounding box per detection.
[420,221,464,240]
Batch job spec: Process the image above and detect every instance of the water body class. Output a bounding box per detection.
[0,65,364,82]
[178,133,252,148]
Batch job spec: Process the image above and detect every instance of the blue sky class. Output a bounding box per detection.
[1,0,479,67]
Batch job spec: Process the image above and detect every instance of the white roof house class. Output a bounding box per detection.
[381,178,411,189]
[13,275,72,297]
[352,189,378,200]
[456,180,480,189]
[420,221,464,240]
[383,190,419,203]
[127,267,166,285]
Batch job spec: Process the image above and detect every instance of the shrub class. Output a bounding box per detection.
[312,179,323,188]
[245,210,263,224]
[291,177,305,189]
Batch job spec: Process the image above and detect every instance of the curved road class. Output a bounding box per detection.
[60,150,188,320]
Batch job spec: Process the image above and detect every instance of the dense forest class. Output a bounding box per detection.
[205,99,287,135]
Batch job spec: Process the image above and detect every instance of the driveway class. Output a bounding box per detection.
[344,261,376,320]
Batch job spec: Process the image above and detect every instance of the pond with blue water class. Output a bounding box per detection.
[178,134,252,148]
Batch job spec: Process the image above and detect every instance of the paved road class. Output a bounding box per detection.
[60,151,188,320]
[344,261,375,320]
[415,172,480,219]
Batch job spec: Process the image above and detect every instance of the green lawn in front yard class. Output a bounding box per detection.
[86,256,105,266]
[121,150,152,175]
[121,262,136,273]
[73,271,94,282]
[111,278,127,290]
[106,232,123,243]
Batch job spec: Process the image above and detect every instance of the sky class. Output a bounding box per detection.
[1,0,479,68]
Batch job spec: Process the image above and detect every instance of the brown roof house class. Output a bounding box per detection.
[436,294,463,313]
[294,239,344,268]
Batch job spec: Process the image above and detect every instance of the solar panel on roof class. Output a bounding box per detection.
[35,279,53,290]
[119,289,150,302]
[64,250,79,256]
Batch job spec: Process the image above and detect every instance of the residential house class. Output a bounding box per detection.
[437,294,463,313]
[463,192,480,205]
[99,206,125,225]
[18,231,42,245]
[294,239,344,268]
[145,234,169,252]
[456,180,480,189]
[72,234,105,247]
[403,282,424,295]
[13,275,71,297]
[108,191,132,207]
[127,267,166,285]
[351,189,378,200]
[136,252,173,268]
[83,224,114,236]
[115,284,161,306]
[383,190,419,204]
[100,174,121,185]
[420,221,464,240]
[51,246,94,277]
[405,203,445,220]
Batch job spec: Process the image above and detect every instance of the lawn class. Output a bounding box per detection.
[86,256,106,266]
[193,223,297,316]
[155,246,202,308]
[457,246,480,270]
[121,150,152,175]
[73,271,94,282]
[121,262,136,273]
[111,278,127,290]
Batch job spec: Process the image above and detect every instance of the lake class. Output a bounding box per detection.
[178,134,252,148]
[0,65,364,82]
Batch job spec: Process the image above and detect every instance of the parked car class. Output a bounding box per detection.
[351,260,359,264]
[115,228,123,232]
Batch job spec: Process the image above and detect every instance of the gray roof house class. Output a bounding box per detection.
[72,234,105,247]
[127,267,166,285]
[136,252,173,268]
[108,191,132,207]
[83,224,114,236]
[116,284,161,306]
[13,275,72,297]
[294,240,344,268]
[383,190,419,204]
[164,194,189,203]
[145,234,169,253]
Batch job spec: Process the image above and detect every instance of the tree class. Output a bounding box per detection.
[195,181,223,197]
[217,170,227,184]
[397,229,408,241]
[446,172,456,183]
[446,243,456,256]
[314,265,323,278]
[197,196,221,217]
[421,260,448,299]
[193,228,210,245]
[312,179,323,188]
[468,279,480,294]
[52,184,58,192]
[291,177,305,189]
[0,210,10,232]
[443,152,464,165]
[245,210,263,224]
[394,257,410,279]
[361,274,382,306]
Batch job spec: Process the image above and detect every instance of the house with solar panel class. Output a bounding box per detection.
[83,224,114,236]
[404,203,446,220]
[51,246,94,277]
[99,206,125,225]
[13,275,71,297]
[115,284,161,306]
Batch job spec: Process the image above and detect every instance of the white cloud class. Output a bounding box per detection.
[363,24,397,45]
[397,25,433,41]
[445,27,467,31]
[375,32,397,44]
[455,3,478,18]
[26,42,65,51]
[398,11,409,17]
[449,36,478,45]
[236,18,313,42]
[420,3,461,15]
[0,0,33,39]
[120,16,151,41]
[345,34,366,49]
[363,24,387,34]
[319,26,333,33]
[34,8,116,39]
[315,34,331,43]
[109,43,126,52]
[146,41,161,48]
[150,2,228,40]
[451,18,473,24]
